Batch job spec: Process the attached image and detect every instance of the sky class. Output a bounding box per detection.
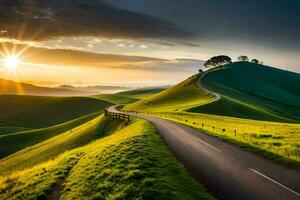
[0,0,299,87]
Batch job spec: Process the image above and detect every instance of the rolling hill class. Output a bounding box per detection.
[0,119,213,200]
[0,116,126,174]
[198,62,300,122]
[124,75,215,112]
[0,95,113,129]
[117,87,167,99]
[0,79,90,96]
[0,112,100,159]
[125,62,300,123]
[92,94,139,104]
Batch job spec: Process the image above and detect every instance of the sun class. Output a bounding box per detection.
[4,55,20,70]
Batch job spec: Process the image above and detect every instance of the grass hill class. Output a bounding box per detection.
[0,119,214,200]
[0,112,100,159]
[124,75,215,112]
[0,95,113,129]
[92,94,139,104]
[118,87,167,99]
[126,62,300,123]
[199,62,300,122]
[0,116,126,175]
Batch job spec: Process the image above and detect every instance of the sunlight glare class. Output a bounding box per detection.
[4,56,20,70]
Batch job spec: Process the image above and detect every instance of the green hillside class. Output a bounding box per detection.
[0,95,113,129]
[118,87,167,99]
[92,94,138,104]
[0,112,100,159]
[200,62,300,122]
[124,75,215,112]
[0,119,213,200]
[0,116,126,175]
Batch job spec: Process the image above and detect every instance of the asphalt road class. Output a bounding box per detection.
[108,106,300,200]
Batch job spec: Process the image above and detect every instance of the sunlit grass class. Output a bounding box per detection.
[147,111,300,168]
[124,75,215,112]
[0,119,214,200]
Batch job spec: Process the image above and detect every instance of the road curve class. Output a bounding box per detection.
[198,68,221,101]
[108,106,300,200]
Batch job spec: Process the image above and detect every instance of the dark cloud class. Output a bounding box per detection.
[0,0,194,41]
[110,0,300,51]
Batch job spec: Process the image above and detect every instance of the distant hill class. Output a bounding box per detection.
[118,86,168,99]
[58,85,130,94]
[0,95,113,128]
[0,79,130,96]
[0,79,90,96]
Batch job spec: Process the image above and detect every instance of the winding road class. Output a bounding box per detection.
[108,106,300,200]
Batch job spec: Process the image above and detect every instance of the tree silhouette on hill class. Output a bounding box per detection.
[204,55,232,68]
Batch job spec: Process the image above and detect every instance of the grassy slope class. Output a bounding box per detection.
[92,94,138,104]
[124,75,215,112]
[0,116,126,175]
[151,112,300,168]
[188,96,292,122]
[0,119,214,200]
[118,88,166,99]
[0,95,113,129]
[124,63,300,167]
[0,126,31,135]
[0,112,100,159]
[200,62,300,122]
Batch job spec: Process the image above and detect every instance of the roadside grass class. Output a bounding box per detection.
[117,88,166,99]
[124,75,215,112]
[0,115,126,175]
[0,112,101,159]
[147,111,300,169]
[0,94,113,128]
[92,94,139,104]
[0,119,214,200]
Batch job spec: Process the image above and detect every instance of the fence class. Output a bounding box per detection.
[105,109,131,123]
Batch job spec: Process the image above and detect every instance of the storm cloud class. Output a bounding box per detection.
[0,0,193,41]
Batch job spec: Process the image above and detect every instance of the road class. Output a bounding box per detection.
[198,67,221,101]
[108,106,300,200]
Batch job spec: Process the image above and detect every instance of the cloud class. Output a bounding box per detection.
[0,42,204,74]
[115,59,205,72]
[0,42,164,67]
[0,0,194,42]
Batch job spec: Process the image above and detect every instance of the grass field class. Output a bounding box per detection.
[0,115,126,175]
[188,96,292,122]
[201,62,300,122]
[0,119,214,200]
[146,111,300,168]
[118,87,167,99]
[124,75,215,112]
[0,112,101,159]
[0,95,113,128]
[92,94,139,104]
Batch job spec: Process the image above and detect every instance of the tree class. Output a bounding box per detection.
[237,55,249,62]
[251,59,259,64]
[204,55,232,68]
